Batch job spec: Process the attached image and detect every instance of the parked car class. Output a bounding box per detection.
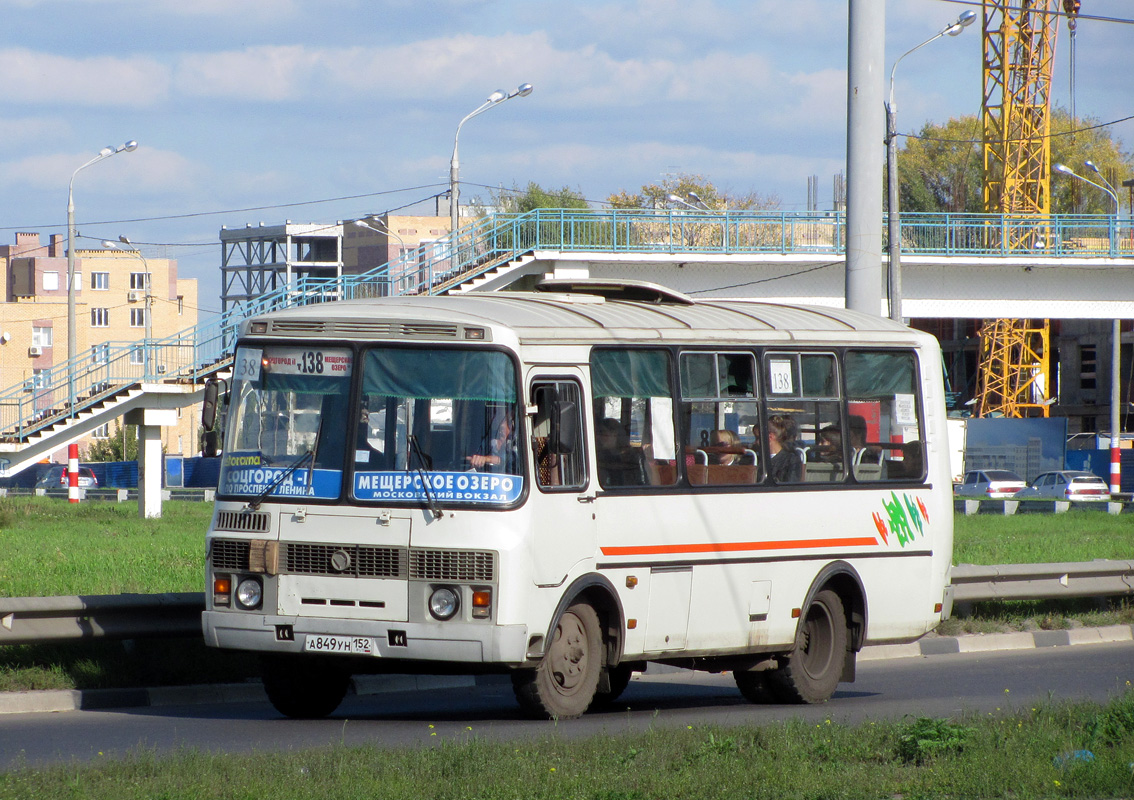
[954,469,1027,499]
[35,465,98,489]
[1014,470,1110,502]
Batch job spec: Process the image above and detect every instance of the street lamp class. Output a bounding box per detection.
[354,216,406,296]
[102,236,151,377]
[449,84,533,244]
[665,193,702,212]
[885,11,976,322]
[66,140,138,409]
[1054,161,1123,495]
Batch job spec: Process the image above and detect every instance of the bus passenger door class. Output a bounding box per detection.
[529,377,595,586]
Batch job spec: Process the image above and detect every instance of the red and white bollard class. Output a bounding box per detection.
[68,443,80,504]
[1111,437,1121,497]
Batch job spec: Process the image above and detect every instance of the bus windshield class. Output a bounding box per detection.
[352,347,523,506]
[218,345,352,501]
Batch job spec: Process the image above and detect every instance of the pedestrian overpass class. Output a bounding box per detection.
[2,208,1131,515]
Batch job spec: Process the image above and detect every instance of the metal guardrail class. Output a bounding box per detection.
[0,593,202,646]
[2,560,1132,647]
[951,561,1134,603]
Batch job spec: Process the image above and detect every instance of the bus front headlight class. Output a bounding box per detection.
[428,587,460,621]
[236,577,263,610]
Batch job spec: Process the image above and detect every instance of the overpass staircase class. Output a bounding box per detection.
[3,208,1130,480]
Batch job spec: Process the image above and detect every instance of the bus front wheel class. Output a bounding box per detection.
[512,602,602,719]
[767,589,847,704]
[262,655,351,719]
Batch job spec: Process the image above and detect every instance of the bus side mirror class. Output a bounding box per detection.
[202,379,222,431]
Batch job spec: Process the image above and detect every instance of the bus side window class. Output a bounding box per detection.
[590,348,677,488]
[532,381,586,490]
[845,350,925,483]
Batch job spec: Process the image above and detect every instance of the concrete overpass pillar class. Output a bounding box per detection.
[125,406,176,518]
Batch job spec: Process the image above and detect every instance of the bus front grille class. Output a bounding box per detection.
[209,540,497,583]
[210,539,251,570]
[281,543,406,578]
[214,511,271,533]
[410,549,495,582]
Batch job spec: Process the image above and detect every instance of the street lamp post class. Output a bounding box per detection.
[354,217,406,296]
[886,11,976,322]
[66,140,138,410]
[449,84,533,248]
[102,236,152,377]
[1054,161,1123,496]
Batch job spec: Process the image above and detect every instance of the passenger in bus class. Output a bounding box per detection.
[889,441,923,479]
[467,411,518,473]
[848,415,881,465]
[710,429,741,465]
[766,414,803,482]
[597,418,644,486]
[811,425,843,465]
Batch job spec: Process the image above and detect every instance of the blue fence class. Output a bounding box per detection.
[0,457,221,490]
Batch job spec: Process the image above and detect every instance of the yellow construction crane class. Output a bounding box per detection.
[973,0,1066,417]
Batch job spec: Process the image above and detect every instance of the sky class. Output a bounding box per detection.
[1,0,1131,317]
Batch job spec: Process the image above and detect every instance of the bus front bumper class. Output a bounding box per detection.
[202,610,529,665]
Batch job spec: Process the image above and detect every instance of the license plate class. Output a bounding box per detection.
[304,635,374,655]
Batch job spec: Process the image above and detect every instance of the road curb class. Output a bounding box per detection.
[858,623,1134,662]
[3,626,1132,716]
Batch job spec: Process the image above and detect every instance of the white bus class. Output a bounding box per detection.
[202,280,953,719]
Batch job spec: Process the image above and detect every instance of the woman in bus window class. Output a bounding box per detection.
[711,429,741,465]
[467,411,518,473]
[767,414,802,483]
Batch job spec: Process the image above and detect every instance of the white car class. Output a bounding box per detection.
[954,469,1027,499]
[1014,470,1110,502]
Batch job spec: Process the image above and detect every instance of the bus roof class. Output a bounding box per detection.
[247,288,932,347]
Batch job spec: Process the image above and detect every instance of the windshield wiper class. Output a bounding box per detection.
[247,449,314,510]
[408,434,443,520]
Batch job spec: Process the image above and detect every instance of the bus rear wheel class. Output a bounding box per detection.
[262,655,351,719]
[766,589,847,704]
[512,602,602,719]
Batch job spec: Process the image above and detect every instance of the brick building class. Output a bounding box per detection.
[0,232,200,460]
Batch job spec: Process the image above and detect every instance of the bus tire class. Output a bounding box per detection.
[262,655,350,719]
[512,602,602,719]
[767,589,847,704]
[591,663,634,709]
[733,670,776,704]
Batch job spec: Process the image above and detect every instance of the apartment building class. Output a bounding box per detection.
[0,231,200,460]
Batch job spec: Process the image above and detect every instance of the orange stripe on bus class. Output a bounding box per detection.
[600,536,879,557]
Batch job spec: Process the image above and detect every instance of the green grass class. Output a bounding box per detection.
[0,496,207,596]
[3,691,1134,799]
[953,509,1134,565]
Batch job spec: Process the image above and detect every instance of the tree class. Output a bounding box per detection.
[85,421,138,462]
[607,173,780,211]
[896,109,1132,214]
[473,182,590,215]
[894,116,984,213]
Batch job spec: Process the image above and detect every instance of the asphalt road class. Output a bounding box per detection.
[2,640,1132,772]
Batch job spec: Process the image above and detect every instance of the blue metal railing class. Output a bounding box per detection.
[2,209,1131,443]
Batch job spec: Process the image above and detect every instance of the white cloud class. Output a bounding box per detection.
[175,46,322,101]
[0,147,195,195]
[0,116,72,147]
[0,48,169,105]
